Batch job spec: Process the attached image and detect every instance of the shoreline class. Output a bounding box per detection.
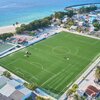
[0,24,21,34]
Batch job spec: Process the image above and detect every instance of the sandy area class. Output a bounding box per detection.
[0,24,21,34]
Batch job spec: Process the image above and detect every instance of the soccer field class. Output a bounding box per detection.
[0,32,100,96]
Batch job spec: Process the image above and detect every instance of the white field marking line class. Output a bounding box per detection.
[15,66,39,81]
[74,33,97,45]
[40,43,53,49]
[46,61,81,88]
[36,66,55,76]
[52,46,71,56]
[63,29,100,41]
[16,70,24,78]
[48,70,69,87]
[54,72,74,90]
[58,54,100,96]
[49,64,75,88]
[52,46,82,62]
[41,64,72,87]
[70,51,90,61]
[5,59,20,66]
[41,70,66,86]
[52,61,87,94]
[47,64,72,87]
[16,67,39,81]
[49,71,70,89]
[20,68,39,80]
[24,56,55,75]
[29,76,38,83]
[25,60,55,75]
[14,68,25,78]
[59,53,100,95]
[58,79,74,95]
[68,35,94,46]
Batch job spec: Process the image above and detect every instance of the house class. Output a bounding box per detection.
[8,80,21,89]
[0,76,10,89]
[0,93,12,100]
[9,90,25,100]
[70,25,77,31]
[0,75,34,100]
[85,85,100,99]
[0,84,16,97]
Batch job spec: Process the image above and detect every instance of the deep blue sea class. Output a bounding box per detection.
[0,0,100,26]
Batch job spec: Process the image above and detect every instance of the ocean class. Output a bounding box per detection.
[0,0,100,26]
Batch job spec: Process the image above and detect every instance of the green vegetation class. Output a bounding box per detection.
[78,5,97,14]
[73,94,85,100]
[15,10,76,34]
[0,33,13,41]
[93,20,100,31]
[24,82,37,90]
[66,10,76,18]
[16,16,52,34]
[3,71,11,78]
[66,89,73,96]
[95,67,100,81]
[54,12,67,19]
[66,84,78,96]
[66,19,75,29]
[36,96,51,100]
[0,32,100,95]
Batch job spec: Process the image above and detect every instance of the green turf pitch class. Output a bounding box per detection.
[0,32,100,95]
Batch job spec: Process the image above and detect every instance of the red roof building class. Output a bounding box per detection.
[85,85,100,97]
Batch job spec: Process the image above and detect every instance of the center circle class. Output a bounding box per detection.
[52,46,70,55]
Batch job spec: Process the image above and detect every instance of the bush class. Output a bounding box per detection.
[3,71,11,78]
[24,82,37,90]
[0,33,13,41]
[66,89,73,96]
[36,96,51,100]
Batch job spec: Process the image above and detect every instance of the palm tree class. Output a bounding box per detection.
[95,68,100,81]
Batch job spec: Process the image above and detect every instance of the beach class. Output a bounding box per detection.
[0,0,99,26]
[0,0,99,34]
[0,24,20,34]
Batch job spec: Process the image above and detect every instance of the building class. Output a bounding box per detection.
[0,76,34,100]
[85,85,100,99]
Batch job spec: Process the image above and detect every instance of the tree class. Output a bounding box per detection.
[66,89,73,96]
[24,82,37,90]
[78,5,97,14]
[0,33,13,41]
[29,31,35,36]
[93,21,100,31]
[16,16,52,34]
[73,94,85,100]
[72,84,78,92]
[66,10,75,18]
[3,71,11,78]
[54,12,67,19]
[95,67,100,81]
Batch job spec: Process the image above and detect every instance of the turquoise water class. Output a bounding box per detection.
[0,0,100,26]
